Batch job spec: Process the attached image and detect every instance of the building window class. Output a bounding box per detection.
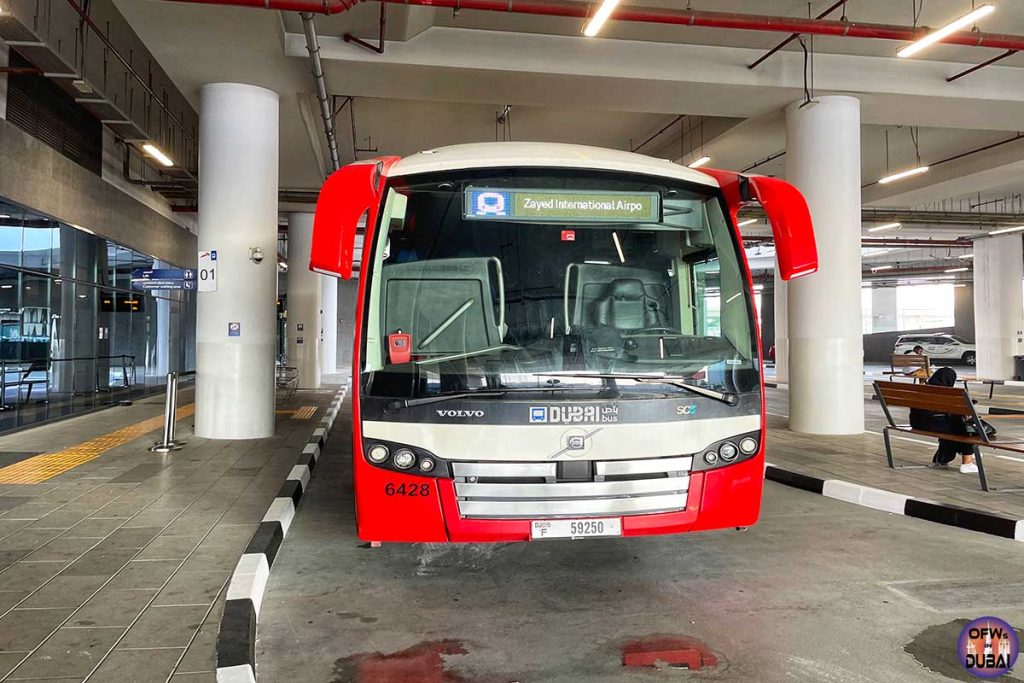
[0,196,195,433]
[897,284,955,331]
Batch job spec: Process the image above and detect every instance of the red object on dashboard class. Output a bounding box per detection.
[388,331,412,365]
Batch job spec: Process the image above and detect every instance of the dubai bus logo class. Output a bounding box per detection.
[958,617,1019,677]
[473,191,509,217]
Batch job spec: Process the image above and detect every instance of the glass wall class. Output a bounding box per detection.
[0,197,196,432]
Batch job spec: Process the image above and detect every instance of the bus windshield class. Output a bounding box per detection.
[360,169,759,400]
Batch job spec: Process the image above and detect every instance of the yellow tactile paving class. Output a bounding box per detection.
[0,404,196,484]
[292,406,317,420]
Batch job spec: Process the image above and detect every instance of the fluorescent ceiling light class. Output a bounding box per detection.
[142,143,175,167]
[867,222,901,232]
[688,155,711,169]
[945,267,969,273]
[988,225,1024,236]
[954,284,967,288]
[897,4,996,58]
[959,253,975,259]
[611,231,626,263]
[753,284,764,291]
[878,166,929,184]
[871,265,894,272]
[737,218,758,227]
[583,0,620,37]
[0,214,9,219]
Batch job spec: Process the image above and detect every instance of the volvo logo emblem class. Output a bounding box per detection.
[567,435,586,450]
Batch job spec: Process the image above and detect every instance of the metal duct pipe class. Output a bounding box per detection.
[300,12,342,173]
[166,0,1024,52]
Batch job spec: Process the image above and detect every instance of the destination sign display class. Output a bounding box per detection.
[464,188,660,223]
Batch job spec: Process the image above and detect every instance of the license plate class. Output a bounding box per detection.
[530,518,622,540]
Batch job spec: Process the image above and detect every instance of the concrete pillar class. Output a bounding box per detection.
[195,83,279,439]
[286,213,321,389]
[974,236,1023,379]
[954,282,975,342]
[871,287,898,333]
[0,39,8,120]
[758,285,775,358]
[785,96,864,435]
[320,275,338,379]
[773,270,788,384]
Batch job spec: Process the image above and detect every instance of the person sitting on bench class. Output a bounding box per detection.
[909,367,985,474]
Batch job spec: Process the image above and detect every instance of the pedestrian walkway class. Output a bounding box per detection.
[0,386,339,682]
[766,387,1024,519]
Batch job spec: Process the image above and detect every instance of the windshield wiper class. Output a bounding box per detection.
[384,385,613,411]
[533,372,739,406]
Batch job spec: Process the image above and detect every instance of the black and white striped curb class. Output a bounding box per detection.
[215,385,348,683]
[765,463,1024,543]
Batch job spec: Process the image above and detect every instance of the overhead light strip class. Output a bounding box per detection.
[737,218,758,227]
[878,166,929,184]
[897,4,996,58]
[988,225,1024,236]
[867,222,901,232]
[688,155,711,169]
[142,143,175,168]
[583,0,620,37]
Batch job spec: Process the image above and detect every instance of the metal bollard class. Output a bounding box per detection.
[150,372,186,453]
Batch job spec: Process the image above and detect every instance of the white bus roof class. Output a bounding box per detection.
[386,142,719,188]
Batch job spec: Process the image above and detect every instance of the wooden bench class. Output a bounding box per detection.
[874,380,1024,492]
[884,354,931,383]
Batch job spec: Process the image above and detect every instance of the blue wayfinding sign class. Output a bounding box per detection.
[130,267,197,292]
[131,268,195,281]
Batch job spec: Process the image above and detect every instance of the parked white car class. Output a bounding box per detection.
[893,333,976,366]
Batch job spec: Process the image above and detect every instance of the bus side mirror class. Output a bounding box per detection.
[310,158,400,280]
[699,168,818,281]
[746,176,818,281]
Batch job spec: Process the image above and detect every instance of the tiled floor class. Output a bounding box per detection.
[766,385,1024,518]
[0,387,339,682]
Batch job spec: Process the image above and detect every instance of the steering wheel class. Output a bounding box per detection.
[632,327,685,336]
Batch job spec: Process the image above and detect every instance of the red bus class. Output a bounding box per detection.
[311,142,816,543]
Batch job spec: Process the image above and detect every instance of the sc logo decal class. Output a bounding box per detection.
[676,404,699,416]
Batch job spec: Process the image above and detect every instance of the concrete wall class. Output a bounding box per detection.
[0,117,196,267]
[0,39,8,120]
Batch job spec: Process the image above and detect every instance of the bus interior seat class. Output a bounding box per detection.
[566,263,670,333]
[592,278,663,331]
[380,257,504,357]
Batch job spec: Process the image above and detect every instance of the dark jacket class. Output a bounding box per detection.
[909,367,974,463]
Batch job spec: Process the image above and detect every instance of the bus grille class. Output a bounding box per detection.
[452,456,692,519]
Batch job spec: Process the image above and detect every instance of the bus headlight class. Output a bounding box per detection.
[703,451,719,465]
[393,449,416,470]
[719,442,739,462]
[367,444,389,463]
[419,458,435,472]
[739,437,758,455]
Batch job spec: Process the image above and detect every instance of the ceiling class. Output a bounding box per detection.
[116,0,1024,236]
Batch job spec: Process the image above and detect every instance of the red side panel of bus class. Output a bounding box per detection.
[310,157,400,279]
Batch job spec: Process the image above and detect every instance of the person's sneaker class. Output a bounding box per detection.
[960,462,979,474]
[927,462,950,470]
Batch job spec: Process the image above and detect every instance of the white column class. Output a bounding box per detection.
[871,287,898,333]
[773,269,788,384]
[195,83,279,439]
[785,96,864,435]
[320,275,338,379]
[286,213,321,389]
[974,235,1024,379]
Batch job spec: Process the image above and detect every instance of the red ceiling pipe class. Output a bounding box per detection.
[166,0,1024,52]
